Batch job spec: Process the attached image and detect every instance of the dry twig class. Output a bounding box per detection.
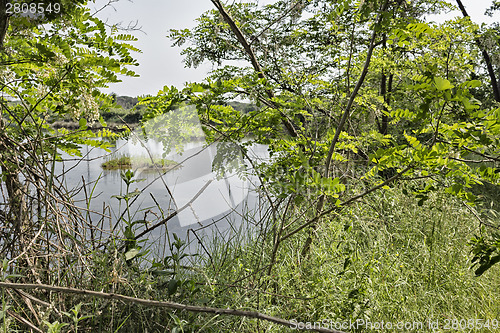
[0,282,346,333]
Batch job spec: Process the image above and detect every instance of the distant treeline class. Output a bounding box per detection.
[103,95,258,124]
[112,95,139,109]
[227,101,259,113]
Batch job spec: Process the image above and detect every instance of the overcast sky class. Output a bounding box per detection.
[88,0,498,97]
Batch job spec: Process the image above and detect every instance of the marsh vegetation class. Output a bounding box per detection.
[100,154,179,171]
[0,0,500,332]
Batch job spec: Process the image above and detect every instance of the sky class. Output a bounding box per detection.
[88,0,498,98]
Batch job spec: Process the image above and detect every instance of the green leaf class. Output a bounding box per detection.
[466,80,481,88]
[124,226,135,240]
[168,279,179,296]
[99,116,107,127]
[79,118,88,129]
[151,270,174,276]
[191,84,205,93]
[125,248,139,261]
[434,77,454,91]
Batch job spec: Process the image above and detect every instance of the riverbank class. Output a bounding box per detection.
[51,120,138,132]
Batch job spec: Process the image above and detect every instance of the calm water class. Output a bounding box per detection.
[55,137,269,255]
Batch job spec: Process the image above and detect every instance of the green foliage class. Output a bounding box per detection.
[183,186,500,331]
[163,0,500,275]
[165,5,496,200]
[470,233,500,276]
[62,303,92,333]
[101,154,178,170]
[43,320,68,333]
[112,170,149,258]
[2,0,500,331]
[0,0,139,162]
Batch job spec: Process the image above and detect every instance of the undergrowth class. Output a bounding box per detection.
[1,174,499,332]
[182,183,500,332]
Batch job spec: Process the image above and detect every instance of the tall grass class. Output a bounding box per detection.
[2,150,499,332]
[183,182,500,332]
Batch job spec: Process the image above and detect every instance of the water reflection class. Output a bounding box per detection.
[56,136,268,255]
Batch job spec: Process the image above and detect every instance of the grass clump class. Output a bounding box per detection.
[101,154,178,171]
[101,155,132,169]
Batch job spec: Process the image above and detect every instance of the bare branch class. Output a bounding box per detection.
[250,0,305,46]
[0,282,346,333]
[210,0,299,137]
[6,309,42,333]
[324,0,390,178]
[131,179,213,241]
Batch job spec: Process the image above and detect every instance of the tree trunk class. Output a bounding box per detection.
[378,72,393,135]
[455,0,500,102]
[0,116,28,244]
[0,0,9,48]
[0,0,29,246]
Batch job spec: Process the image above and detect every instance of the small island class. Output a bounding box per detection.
[101,155,179,171]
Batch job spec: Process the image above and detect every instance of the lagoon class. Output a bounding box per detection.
[55,136,269,255]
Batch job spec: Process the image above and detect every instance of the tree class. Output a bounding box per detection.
[0,0,138,277]
[160,0,500,274]
[0,0,498,330]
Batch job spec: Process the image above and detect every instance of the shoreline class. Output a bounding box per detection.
[50,121,139,132]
